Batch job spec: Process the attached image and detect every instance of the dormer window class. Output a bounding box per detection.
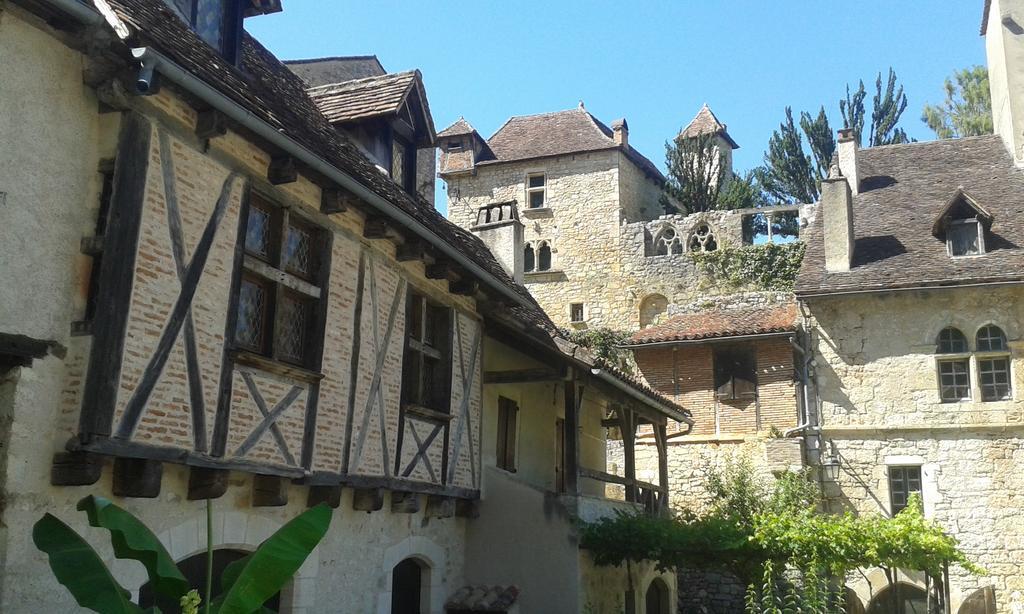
[932,188,993,258]
[446,140,464,152]
[947,219,984,257]
[165,0,244,62]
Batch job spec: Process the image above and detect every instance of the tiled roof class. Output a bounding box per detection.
[307,71,419,124]
[679,104,739,149]
[438,117,477,138]
[87,0,684,418]
[284,55,385,87]
[445,585,519,612]
[481,107,665,183]
[628,303,798,345]
[795,135,1024,296]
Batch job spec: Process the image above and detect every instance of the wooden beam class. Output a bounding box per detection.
[483,367,565,384]
[391,491,421,514]
[352,487,384,512]
[252,475,289,507]
[455,498,480,518]
[425,260,451,280]
[112,458,162,498]
[579,466,633,486]
[449,278,478,296]
[425,495,455,519]
[619,406,637,502]
[50,451,103,486]
[395,241,426,262]
[320,187,347,214]
[363,216,391,239]
[195,109,227,140]
[187,467,230,500]
[564,375,581,496]
[307,484,342,508]
[655,423,669,513]
[268,155,297,185]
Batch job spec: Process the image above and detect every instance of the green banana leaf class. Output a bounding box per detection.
[77,495,189,601]
[214,503,332,614]
[32,513,147,614]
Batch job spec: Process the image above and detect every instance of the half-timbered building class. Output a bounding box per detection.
[0,0,688,612]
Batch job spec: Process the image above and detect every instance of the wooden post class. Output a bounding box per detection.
[564,373,581,496]
[619,406,637,503]
[655,422,669,513]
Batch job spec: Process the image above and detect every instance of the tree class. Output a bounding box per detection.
[799,107,836,182]
[663,130,761,214]
[755,108,820,204]
[870,68,910,145]
[922,66,993,138]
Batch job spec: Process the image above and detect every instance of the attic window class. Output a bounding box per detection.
[947,219,984,257]
[166,0,244,62]
[446,141,464,152]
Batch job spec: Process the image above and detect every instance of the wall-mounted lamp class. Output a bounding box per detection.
[820,440,841,481]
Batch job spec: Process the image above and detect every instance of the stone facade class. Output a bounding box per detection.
[806,286,1024,612]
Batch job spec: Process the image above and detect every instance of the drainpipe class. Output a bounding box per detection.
[783,335,813,437]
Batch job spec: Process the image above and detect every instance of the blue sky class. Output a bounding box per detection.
[247,1,987,213]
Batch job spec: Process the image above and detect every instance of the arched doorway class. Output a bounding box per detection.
[138,548,282,612]
[645,577,670,614]
[844,587,866,614]
[391,557,429,614]
[866,582,928,614]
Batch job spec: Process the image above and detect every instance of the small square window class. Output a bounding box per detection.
[938,359,971,401]
[947,220,983,257]
[570,303,584,323]
[527,174,546,208]
[888,465,922,515]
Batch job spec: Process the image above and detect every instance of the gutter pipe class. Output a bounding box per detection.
[589,367,692,425]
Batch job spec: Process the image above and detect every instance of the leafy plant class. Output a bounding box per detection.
[561,327,635,373]
[689,242,806,291]
[33,495,332,613]
[922,66,992,139]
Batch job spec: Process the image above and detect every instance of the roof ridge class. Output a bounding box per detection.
[283,55,380,64]
[863,133,1000,152]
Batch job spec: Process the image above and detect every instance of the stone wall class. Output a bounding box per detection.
[808,286,1024,611]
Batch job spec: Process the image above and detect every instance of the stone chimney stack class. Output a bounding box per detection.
[612,118,629,148]
[836,129,859,195]
[471,201,524,284]
[821,164,855,273]
[984,0,1024,165]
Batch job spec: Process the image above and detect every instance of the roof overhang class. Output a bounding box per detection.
[621,330,794,349]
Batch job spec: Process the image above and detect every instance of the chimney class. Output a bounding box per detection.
[612,118,629,148]
[471,201,524,283]
[821,164,855,273]
[836,128,859,195]
[984,0,1024,164]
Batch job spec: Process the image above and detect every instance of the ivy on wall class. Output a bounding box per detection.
[561,327,635,374]
[689,243,806,291]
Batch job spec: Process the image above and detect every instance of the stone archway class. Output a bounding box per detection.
[639,294,668,329]
[644,576,671,614]
[866,582,928,614]
[381,536,445,614]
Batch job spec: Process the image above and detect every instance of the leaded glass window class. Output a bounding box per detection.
[947,219,983,257]
[537,241,552,271]
[402,292,452,412]
[234,193,326,369]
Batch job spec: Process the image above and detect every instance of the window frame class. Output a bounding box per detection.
[569,303,585,324]
[171,0,244,63]
[526,173,547,209]
[496,397,518,472]
[887,465,922,516]
[946,218,985,257]
[936,357,972,402]
[233,192,329,371]
[401,291,454,415]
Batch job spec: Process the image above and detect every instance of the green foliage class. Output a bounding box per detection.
[744,559,846,614]
[664,130,763,214]
[689,242,806,291]
[840,81,867,146]
[33,495,333,613]
[561,327,634,372]
[922,66,993,139]
[755,108,820,205]
[719,170,769,211]
[870,68,911,146]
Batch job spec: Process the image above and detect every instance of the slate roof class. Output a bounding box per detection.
[445,585,519,612]
[480,107,665,183]
[437,117,478,138]
[679,104,739,149]
[627,303,798,346]
[795,135,1024,296]
[284,55,386,87]
[307,71,419,124]
[83,0,686,418]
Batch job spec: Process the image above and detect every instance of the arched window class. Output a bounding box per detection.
[139,549,283,612]
[976,324,1011,401]
[653,226,682,255]
[639,294,668,329]
[524,244,535,272]
[537,241,552,271]
[936,327,968,353]
[645,577,670,614]
[865,582,928,614]
[391,558,428,614]
[688,223,717,252]
[936,327,970,402]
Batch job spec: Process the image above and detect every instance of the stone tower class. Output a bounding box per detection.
[676,104,740,188]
